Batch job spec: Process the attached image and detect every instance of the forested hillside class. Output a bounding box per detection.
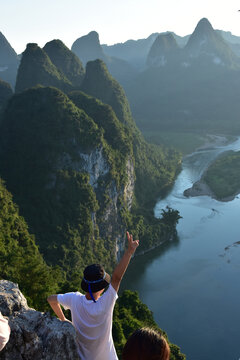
[204,150,240,199]
[0,177,185,359]
[1,42,181,272]
[0,179,60,310]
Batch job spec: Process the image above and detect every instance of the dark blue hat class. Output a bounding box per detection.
[81,264,111,293]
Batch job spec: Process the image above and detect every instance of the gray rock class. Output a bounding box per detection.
[0,280,80,359]
[184,180,214,198]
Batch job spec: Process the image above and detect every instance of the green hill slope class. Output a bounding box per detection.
[15,43,72,93]
[0,86,135,285]
[0,179,59,310]
[82,59,134,128]
[43,39,85,87]
[80,59,181,209]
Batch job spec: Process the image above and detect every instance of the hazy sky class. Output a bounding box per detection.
[1,0,240,53]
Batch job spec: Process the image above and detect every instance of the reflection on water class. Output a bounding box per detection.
[121,137,240,360]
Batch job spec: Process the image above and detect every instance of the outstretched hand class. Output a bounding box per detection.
[127,231,139,255]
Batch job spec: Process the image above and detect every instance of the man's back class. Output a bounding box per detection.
[48,232,139,360]
[57,284,118,360]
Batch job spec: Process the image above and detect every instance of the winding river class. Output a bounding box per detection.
[121,137,240,360]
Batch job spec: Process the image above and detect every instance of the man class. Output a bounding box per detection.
[47,231,139,360]
[0,312,10,351]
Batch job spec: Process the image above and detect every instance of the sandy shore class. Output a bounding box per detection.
[195,134,235,151]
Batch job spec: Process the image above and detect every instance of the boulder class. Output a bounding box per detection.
[0,280,79,360]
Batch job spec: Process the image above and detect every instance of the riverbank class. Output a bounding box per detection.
[183,178,240,202]
[184,144,240,202]
[141,136,240,360]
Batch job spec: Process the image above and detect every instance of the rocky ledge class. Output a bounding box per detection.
[184,180,214,198]
[0,280,79,360]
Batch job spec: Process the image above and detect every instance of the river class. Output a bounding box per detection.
[121,137,240,360]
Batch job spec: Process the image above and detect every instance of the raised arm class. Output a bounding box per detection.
[47,295,68,322]
[111,232,139,292]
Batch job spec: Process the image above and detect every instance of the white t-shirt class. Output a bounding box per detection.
[0,312,10,351]
[57,284,118,360]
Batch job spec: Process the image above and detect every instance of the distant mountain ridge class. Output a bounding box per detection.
[145,18,239,69]
[43,39,85,87]
[71,31,137,84]
[102,33,190,70]
[15,43,73,93]
[146,32,180,67]
[0,32,19,88]
[184,18,238,67]
[0,32,18,64]
[1,19,240,91]
[2,17,240,135]
[72,31,107,66]
[124,18,240,134]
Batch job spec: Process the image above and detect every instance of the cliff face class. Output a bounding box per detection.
[95,155,134,259]
[52,143,135,259]
[0,280,79,360]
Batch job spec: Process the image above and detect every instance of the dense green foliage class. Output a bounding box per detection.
[0,87,116,282]
[15,43,72,93]
[0,179,60,310]
[82,60,134,129]
[204,150,240,199]
[133,139,180,208]
[113,290,186,359]
[68,90,131,153]
[43,40,85,87]
[124,206,181,255]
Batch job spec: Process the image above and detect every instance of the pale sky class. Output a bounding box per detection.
[1,0,240,54]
